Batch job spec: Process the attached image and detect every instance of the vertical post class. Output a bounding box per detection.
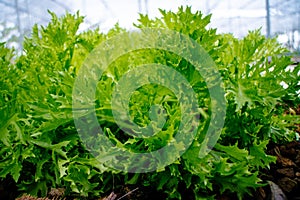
[206,0,210,14]
[138,0,142,13]
[145,0,148,14]
[228,0,232,34]
[15,0,22,48]
[266,0,271,38]
[138,0,148,15]
[25,0,31,35]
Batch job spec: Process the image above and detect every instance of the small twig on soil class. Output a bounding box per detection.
[103,192,117,200]
[117,187,139,200]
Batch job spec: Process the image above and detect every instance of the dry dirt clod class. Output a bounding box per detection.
[276,154,297,168]
[276,168,295,178]
[277,177,297,193]
[48,188,65,200]
[255,187,267,200]
[295,153,300,165]
[286,141,300,149]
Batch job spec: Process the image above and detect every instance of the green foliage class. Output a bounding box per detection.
[217,31,300,145]
[0,6,299,199]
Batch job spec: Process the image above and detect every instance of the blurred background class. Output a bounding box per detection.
[0,0,299,54]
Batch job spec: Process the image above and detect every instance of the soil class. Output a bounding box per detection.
[256,140,300,200]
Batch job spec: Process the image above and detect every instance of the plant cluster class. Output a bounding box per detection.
[0,7,299,199]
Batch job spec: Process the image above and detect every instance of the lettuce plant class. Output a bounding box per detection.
[0,7,299,199]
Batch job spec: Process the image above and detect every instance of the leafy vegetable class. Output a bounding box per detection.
[0,7,299,199]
